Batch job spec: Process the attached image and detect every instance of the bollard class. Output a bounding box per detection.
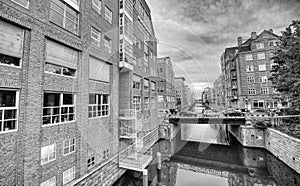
[143,169,148,186]
[157,152,162,170]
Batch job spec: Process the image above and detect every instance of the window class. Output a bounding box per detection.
[0,20,24,68]
[133,96,141,111]
[245,54,253,61]
[261,87,269,95]
[133,75,141,90]
[87,157,95,168]
[89,57,110,82]
[247,76,255,83]
[258,64,266,71]
[50,0,79,34]
[144,97,149,110]
[253,100,264,108]
[91,27,101,47]
[260,76,268,82]
[246,66,254,72]
[144,79,149,92]
[88,94,109,118]
[256,43,264,49]
[257,52,265,60]
[151,82,156,92]
[11,0,29,8]
[41,143,56,165]
[248,88,256,95]
[63,167,75,185]
[104,36,112,53]
[45,40,78,77]
[103,149,109,159]
[63,138,75,155]
[105,6,112,24]
[92,0,101,14]
[40,177,56,186]
[43,93,75,125]
[0,90,19,133]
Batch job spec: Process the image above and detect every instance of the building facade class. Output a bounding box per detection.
[0,0,125,185]
[213,74,226,109]
[222,30,281,110]
[156,57,176,110]
[175,77,187,108]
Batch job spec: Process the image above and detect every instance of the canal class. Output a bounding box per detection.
[113,124,300,186]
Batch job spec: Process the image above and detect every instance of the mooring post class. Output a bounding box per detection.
[157,152,162,183]
[143,169,148,186]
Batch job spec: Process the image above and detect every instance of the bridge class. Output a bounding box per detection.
[169,116,246,125]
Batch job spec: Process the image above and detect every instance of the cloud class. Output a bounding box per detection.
[146,0,300,93]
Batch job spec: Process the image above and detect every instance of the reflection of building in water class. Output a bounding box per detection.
[160,162,178,186]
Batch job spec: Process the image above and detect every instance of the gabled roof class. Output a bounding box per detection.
[242,30,279,45]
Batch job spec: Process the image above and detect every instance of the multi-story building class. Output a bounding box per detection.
[202,87,214,106]
[221,30,280,110]
[156,57,176,110]
[175,77,187,108]
[0,0,124,185]
[186,85,194,106]
[118,0,159,171]
[213,74,226,109]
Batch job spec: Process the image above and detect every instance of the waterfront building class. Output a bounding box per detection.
[213,74,226,109]
[118,0,159,171]
[175,77,187,108]
[0,0,124,185]
[221,30,281,110]
[156,56,176,110]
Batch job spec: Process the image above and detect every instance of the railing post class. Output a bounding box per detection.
[143,169,148,186]
[157,152,162,183]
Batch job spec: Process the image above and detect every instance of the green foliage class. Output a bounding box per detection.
[270,20,300,109]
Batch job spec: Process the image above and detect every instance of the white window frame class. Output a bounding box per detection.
[257,52,265,60]
[88,94,110,118]
[247,76,255,83]
[92,0,101,14]
[261,87,269,95]
[104,36,112,53]
[42,93,76,126]
[258,64,266,71]
[40,176,56,186]
[63,138,76,156]
[10,0,29,8]
[260,76,268,83]
[245,54,253,61]
[91,27,101,47]
[105,6,113,24]
[63,167,75,185]
[0,89,19,134]
[41,143,56,165]
[248,88,256,95]
[144,97,149,110]
[246,65,254,72]
[133,96,141,111]
[256,43,264,49]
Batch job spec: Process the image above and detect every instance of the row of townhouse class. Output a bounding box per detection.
[214,30,283,110]
[0,0,158,185]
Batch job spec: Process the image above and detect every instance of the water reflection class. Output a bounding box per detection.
[114,124,300,186]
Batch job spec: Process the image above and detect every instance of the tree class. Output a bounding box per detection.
[270,20,300,109]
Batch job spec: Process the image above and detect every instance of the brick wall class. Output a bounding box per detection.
[265,128,300,174]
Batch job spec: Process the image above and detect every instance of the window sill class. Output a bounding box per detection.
[0,63,21,69]
[0,129,18,135]
[41,158,56,166]
[88,115,110,120]
[45,71,77,79]
[63,151,76,157]
[42,120,76,128]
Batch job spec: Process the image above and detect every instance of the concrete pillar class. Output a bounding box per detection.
[143,169,148,186]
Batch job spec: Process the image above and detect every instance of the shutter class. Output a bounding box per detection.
[133,74,141,82]
[144,79,149,86]
[0,20,24,58]
[151,82,155,90]
[46,40,78,69]
[89,57,110,82]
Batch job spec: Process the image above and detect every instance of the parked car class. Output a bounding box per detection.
[249,109,270,117]
[204,109,219,117]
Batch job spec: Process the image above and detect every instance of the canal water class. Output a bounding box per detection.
[113,124,300,186]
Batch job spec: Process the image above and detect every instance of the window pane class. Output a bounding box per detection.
[3,120,16,130]
[65,20,77,34]
[0,54,20,67]
[63,94,73,105]
[4,110,16,120]
[102,95,108,104]
[44,93,60,107]
[64,147,69,155]
[0,90,16,107]
[89,94,96,104]
[50,10,64,27]
[45,63,62,75]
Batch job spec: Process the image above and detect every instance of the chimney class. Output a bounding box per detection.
[251,32,257,39]
[237,36,242,46]
[268,29,273,33]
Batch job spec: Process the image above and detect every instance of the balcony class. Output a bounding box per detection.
[119,144,153,172]
[119,60,134,71]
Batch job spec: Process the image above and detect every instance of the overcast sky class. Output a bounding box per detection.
[146,0,300,98]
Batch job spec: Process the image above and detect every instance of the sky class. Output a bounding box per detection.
[146,0,300,98]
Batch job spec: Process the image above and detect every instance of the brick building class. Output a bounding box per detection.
[0,0,126,185]
[175,77,187,108]
[212,74,226,109]
[222,30,281,110]
[156,56,176,110]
